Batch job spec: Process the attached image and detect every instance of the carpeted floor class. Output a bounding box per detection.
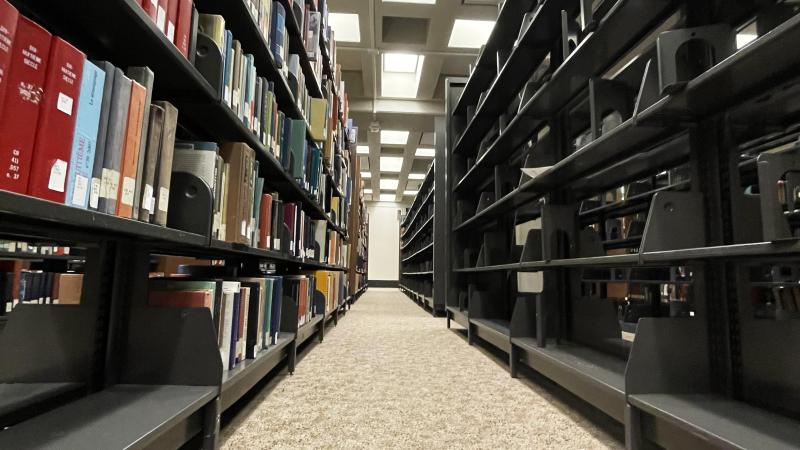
[220,288,623,449]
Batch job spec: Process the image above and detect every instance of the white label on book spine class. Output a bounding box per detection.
[167,22,175,42]
[149,0,157,7]
[56,92,73,116]
[156,7,167,32]
[121,176,136,206]
[241,220,247,237]
[142,184,154,213]
[71,174,88,205]
[48,159,68,192]
[274,238,280,250]
[232,89,240,108]
[89,177,101,208]
[224,86,231,106]
[158,187,169,212]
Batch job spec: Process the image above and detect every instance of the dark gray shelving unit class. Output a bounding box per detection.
[445,1,800,448]
[0,0,363,447]
[399,163,440,315]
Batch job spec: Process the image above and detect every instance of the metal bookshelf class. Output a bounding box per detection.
[445,1,800,448]
[399,164,438,314]
[0,0,364,448]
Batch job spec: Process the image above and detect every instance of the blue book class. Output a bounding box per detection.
[223,30,234,107]
[66,61,106,209]
[268,276,283,344]
[242,54,254,125]
[270,1,286,67]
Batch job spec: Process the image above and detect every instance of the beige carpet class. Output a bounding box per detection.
[220,288,623,449]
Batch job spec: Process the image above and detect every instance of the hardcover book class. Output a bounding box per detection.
[0,0,19,119]
[27,37,85,202]
[115,80,146,218]
[138,103,164,221]
[65,61,105,208]
[126,66,155,219]
[152,101,178,226]
[0,17,50,194]
[97,73,132,214]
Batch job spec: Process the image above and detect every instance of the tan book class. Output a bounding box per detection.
[220,142,255,244]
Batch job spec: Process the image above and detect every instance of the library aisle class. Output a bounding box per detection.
[221,289,621,449]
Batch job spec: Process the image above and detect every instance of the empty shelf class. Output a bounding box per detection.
[0,384,217,449]
[629,393,800,450]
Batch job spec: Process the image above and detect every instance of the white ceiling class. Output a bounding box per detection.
[329,0,499,202]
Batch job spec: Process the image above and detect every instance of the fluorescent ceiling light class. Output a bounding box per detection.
[381,53,425,98]
[361,171,371,178]
[328,13,361,43]
[379,194,395,202]
[383,0,435,4]
[380,130,409,145]
[415,147,435,157]
[408,173,425,180]
[357,145,370,154]
[380,179,399,190]
[383,53,419,73]
[404,190,419,196]
[380,156,404,173]
[364,188,373,194]
[448,19,495,48]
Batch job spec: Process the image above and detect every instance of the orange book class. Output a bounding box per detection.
[116,80,146,218]
[148,290,213,309]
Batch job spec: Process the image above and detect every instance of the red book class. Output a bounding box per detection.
[156,0,168,34]
[174,0,192,58]
[166,0,179,43]
[258,193,272,249]
[140,0,158,23]
[0,0,19,119]
[0,17,51,194]
[115,80,146,218]
[27,37,85,202]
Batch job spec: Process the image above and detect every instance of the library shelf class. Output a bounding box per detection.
[400,165,435,231]
[220,333,295,410]
[0,383,85,426]
[276,0,324,99]
[0,191,208,249]
[451,0,568,158]
[451,0,536,116]
[577,181,691,221]
[470,318,511,353]
[512,338,627,422]
[0,251,83,262]
[192,0,301,117]
[628,393,800,450]
[400,216,434,250]
[453,0,675,157]
[296,314,324,347]
[0,384,217,449]
[401,242,434,263]
[445,306,469,329]
[453,185,540,232]
[402,271,434,276]
[399,284,433,310]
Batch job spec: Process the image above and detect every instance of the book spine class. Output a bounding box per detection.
[98,74,132,214]
[156,0,169,34]
[88,63,116,210]
[115,80,146,218]
[66,61,105,208]
[27,37,85,203]
[126,67,154,219]
[174,0,193,58]
[166,0,179,44]
[0,0,19,119]
[271,2,285,68]
[0,17,50,194]
[141,0,158,23]
[138,104,164,222]
[152,101,178,226]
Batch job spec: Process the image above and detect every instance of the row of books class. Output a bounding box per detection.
[197,11,328,141]
[0,241,72,256]
[0,2,178,226]
[136,0,194,59]
[147,269,344,371]
[0,264,82,314]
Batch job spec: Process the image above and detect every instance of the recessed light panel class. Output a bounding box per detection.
[380,130,409,145]
[408,173,425,180]
[380,179,399,190]
[328,13,361,43]
[357,145,370,154]
[415,147,435,157]
[382,53,425,98]
[380,156,404,173]
[379,193,395,202]
[448,19,495,48]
